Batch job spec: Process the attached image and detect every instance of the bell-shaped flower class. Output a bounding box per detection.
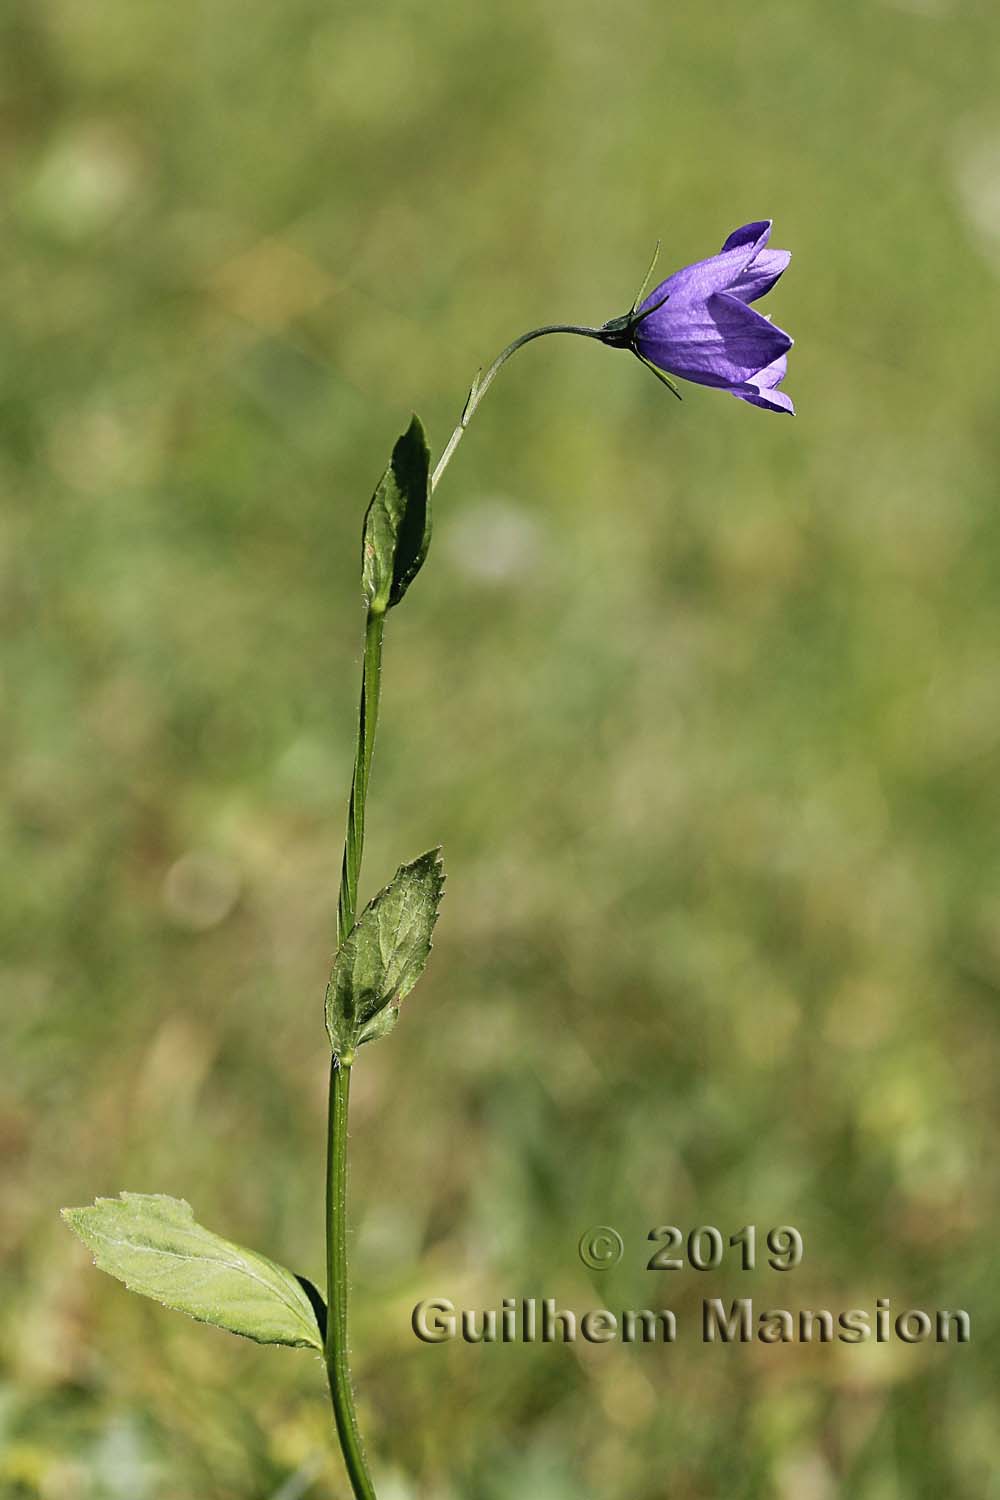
[603,222,794,413]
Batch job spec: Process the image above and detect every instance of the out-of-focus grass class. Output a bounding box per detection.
[3,0,1000,1495]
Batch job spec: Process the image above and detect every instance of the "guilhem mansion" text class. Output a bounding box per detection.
[411,1296,971,1346]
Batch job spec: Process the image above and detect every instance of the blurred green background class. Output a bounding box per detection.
[3,0,999,1495]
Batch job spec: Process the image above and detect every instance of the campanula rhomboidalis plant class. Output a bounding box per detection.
[63,222,794,1499]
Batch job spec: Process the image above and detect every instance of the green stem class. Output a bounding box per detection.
[337,608,385,942]
[325,1056,372,1500]
[430,322,607,494]
[324,322,599,1493]
[324,605,384,1500]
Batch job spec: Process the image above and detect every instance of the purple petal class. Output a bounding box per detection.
[728,247,791,304]
[718,220,790,303]
[635,291,793,389]
[731,355,795,414]
[733,384,795,414]
[638,223,770,312]
[720,221,773,254]
[749,353,787,389]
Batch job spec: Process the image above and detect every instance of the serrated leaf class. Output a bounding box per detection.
[362,415,432,613]
[326,848,444,1055]
[62,1193,324,1350]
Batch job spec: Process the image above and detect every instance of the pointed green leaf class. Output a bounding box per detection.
[326,848,444,1055]
[61,1193,324,1350]
[362,415,432,613]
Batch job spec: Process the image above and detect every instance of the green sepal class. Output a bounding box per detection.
[362,415,432,613]
[635,351,683,400]
[61,1193,324,1350]
[630,239,662,316]
[326,848,445,1056]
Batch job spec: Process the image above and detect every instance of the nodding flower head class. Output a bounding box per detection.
[602,221,794,414]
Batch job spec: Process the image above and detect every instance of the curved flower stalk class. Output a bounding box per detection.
[62,219,796,1500]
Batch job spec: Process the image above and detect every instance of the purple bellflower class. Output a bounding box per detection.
[601,221,794,413]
